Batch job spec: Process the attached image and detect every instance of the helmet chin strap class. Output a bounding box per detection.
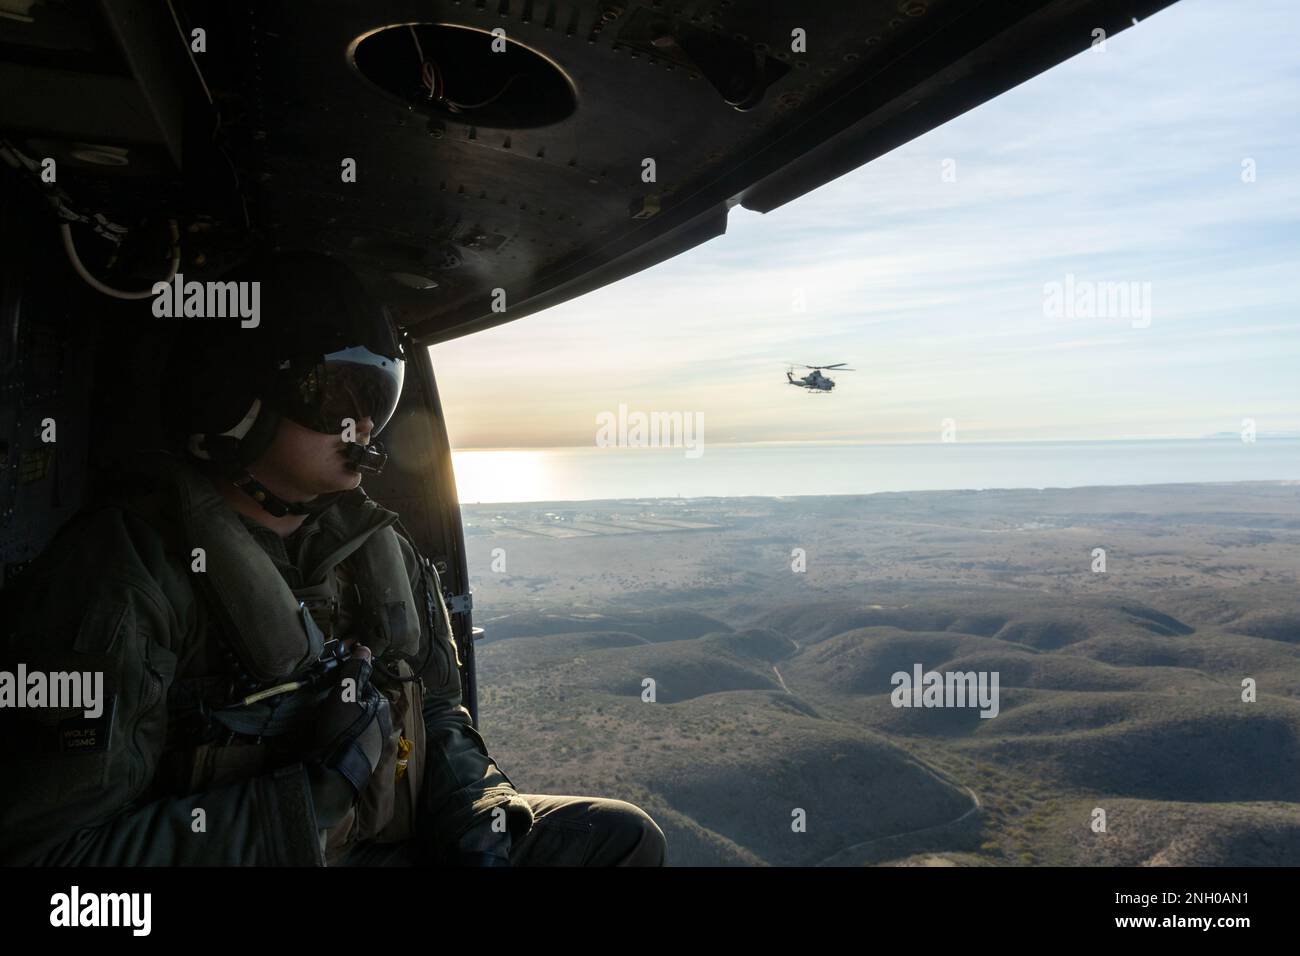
[230,471,318,518]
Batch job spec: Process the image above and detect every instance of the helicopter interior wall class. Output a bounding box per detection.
[0,174,216,582]
[0,184,99,587]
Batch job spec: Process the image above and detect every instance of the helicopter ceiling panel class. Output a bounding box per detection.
[0,0,1181,344]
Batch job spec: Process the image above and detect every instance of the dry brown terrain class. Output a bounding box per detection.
[463,483,1300,865]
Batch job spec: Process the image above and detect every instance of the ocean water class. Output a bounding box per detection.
[450,438,1300,504]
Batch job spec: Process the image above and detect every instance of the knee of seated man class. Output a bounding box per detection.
[593,798,667,867]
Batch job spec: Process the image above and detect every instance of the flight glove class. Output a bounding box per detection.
[306,651,392,829]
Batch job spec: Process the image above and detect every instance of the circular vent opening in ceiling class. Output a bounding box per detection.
[351,24,575,129]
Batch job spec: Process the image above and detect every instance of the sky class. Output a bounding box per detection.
[430,0,1300,450]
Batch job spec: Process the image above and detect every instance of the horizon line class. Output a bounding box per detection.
[451,434,1300,453]
[457,477,1300,508]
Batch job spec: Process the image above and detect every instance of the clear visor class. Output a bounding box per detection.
[282,345,406,436]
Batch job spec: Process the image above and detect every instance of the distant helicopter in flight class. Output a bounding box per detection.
[786,363,855,392]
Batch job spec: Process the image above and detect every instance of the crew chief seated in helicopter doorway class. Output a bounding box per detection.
[0,252,668,867]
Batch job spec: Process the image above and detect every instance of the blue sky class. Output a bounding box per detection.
[432,0,1300,449]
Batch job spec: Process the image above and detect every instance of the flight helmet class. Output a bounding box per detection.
[165,251,406,515]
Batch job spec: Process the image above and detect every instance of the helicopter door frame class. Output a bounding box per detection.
[408,342,480,727]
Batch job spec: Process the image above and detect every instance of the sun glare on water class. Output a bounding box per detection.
[451,449,553,503]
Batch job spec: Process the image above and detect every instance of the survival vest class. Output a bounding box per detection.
[126,455,432,860]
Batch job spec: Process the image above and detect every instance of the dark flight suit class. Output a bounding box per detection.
[0,456,666,867]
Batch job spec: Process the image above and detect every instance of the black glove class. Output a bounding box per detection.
[306,653,391,829]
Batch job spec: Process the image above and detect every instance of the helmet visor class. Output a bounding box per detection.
[282,345,406,436]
